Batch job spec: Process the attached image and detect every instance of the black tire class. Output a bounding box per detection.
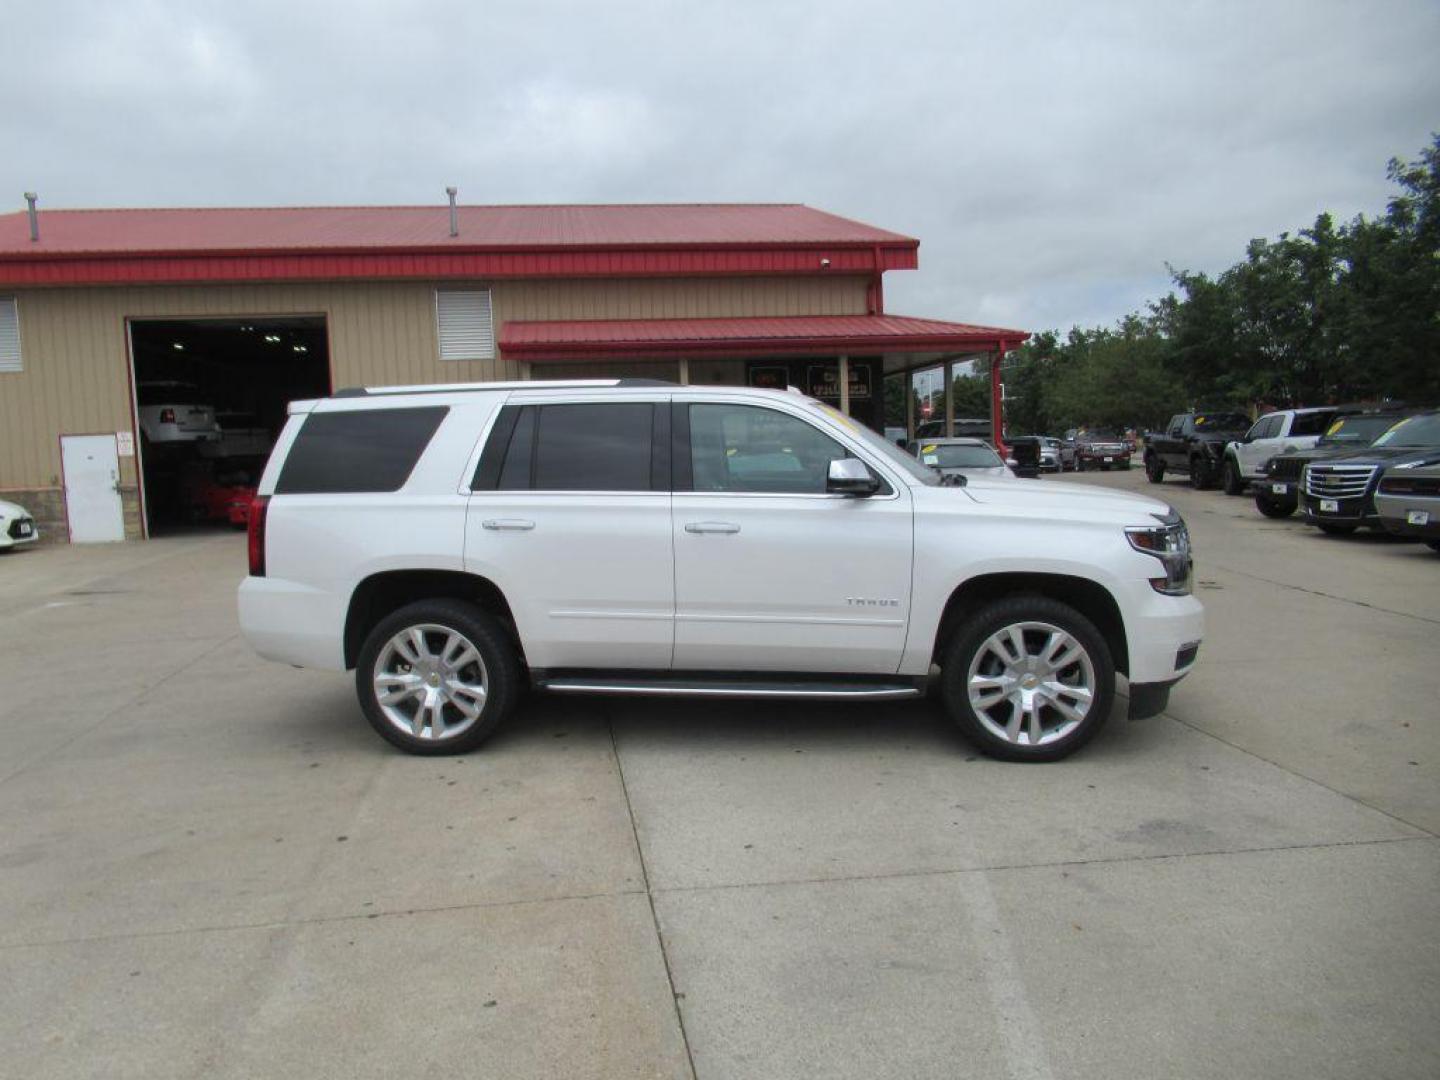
[1254,494,1295,519]
[1076,459,1086,472]
[1189,457,1213,489]
[355,599,522,755]
[939,595,1115,763]
[1144,455,1165,483]
[1221,459,1244,495]
[1318,523,1357,537]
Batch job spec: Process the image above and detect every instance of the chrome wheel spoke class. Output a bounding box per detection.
[1004,698,1024,742]
[1026,699,1045,744]
[1048,695,1087,724]
[447,681,485,718]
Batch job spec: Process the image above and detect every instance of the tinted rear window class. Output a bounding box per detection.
[534,403,654,490]
[275,407,448,494]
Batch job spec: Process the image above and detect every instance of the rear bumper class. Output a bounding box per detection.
[238,576,347,670]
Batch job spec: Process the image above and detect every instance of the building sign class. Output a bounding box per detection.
[806,364,871,401]
[748,365,789,391]
[116,431,135,457]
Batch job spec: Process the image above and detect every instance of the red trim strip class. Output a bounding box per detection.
[0,244,918,287]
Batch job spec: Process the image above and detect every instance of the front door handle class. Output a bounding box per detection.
[684,521,741,535]
[482,519,535,531]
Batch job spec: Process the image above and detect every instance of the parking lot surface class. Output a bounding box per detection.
[2,469,1437,1080]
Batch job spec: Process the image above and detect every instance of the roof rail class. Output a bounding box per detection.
[327,378,678,398]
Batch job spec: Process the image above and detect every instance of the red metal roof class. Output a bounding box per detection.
[501,314,1028,360]
[0,204,919,286]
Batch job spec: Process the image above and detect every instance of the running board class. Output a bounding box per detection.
[534,673,925,701]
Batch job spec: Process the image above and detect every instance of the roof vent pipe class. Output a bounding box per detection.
[445,186,458,238]
[24,192,38,242]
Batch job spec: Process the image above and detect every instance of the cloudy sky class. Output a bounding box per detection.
[2,1,1436,333]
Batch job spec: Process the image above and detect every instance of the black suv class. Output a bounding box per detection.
[1256,412,1411,518]
[1298,411,1440,535]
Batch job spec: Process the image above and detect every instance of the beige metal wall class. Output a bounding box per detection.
[0,273,868,520]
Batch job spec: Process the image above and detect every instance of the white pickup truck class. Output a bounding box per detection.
[1221,407,1343,495]
[239,381,1203,762]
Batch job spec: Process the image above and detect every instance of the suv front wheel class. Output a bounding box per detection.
[939,596,1115,762]
[356,599,522,755]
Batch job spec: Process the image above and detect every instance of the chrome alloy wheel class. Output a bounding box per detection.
[372,624,489,742]
[966,621,1096,747]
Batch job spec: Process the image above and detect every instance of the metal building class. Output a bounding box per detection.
[0,202,1025,541]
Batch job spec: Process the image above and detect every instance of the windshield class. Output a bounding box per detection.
[1194,413,1250,431]
[918,443,1003,469]
[809,401,940,485]
[1081,430,1121,441]
[1319,415,1402,445]
[1372,413,1440,448]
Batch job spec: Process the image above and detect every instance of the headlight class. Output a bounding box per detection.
[1125,508,1193,596]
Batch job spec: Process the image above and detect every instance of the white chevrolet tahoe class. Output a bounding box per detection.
[239,380,1203,762]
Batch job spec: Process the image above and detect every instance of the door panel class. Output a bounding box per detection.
[465,493,674,669]
[61,435,125,543]
[671,492,913,672]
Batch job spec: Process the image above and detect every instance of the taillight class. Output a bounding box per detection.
[247,495,269,576]
[159,408,176,423]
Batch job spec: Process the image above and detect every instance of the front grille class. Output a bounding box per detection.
[1379,475,1440,497]
[1268,456,1305,481]
[1305,464,1378,499]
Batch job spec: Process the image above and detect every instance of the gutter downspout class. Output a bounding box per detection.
[990,342,1008,456]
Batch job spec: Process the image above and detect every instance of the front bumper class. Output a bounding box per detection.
[1374,494,1440,539]
[1,516,39,548]
[1299,492,1377,526]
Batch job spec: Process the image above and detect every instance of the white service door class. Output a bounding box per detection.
[61,434,126,543]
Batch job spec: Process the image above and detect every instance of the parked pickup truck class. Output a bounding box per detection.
[1219,407,1344,495]
[1144,412,1252,489]
[239,380,1204,763]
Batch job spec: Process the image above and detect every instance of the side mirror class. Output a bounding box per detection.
[827,457,881,497]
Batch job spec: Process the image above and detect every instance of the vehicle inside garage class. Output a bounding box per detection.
[129,316,329,536]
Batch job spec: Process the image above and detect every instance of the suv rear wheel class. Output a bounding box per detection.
[1190,456,1213,489]
[1144,455,1164,483]
[356,599,521,755]
[939,596,1115,762]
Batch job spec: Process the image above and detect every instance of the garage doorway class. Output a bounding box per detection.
[127,316,330,536]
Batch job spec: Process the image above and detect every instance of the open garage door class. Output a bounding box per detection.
[128,316,330,536]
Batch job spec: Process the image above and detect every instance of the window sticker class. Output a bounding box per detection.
[921,444,938,454]
[923,454,939,465]
[1326,419,1344,435]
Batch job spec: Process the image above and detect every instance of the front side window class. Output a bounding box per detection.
[689,403,846,494]
[922,443,1003,469]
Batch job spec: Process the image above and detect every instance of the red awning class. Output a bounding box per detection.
[501,314,1028,361]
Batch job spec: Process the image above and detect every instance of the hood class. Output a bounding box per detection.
[932,476,1172,524]
[938,465,1013,480]
[0,499,30,518]
[1311,446,1440,468]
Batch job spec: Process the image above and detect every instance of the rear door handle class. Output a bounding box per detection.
[684,521,741,534]
[482,519,535,531]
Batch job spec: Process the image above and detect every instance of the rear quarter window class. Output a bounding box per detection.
[275,406,449,494]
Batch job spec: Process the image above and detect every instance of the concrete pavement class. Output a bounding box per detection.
[0,479,1436,1079]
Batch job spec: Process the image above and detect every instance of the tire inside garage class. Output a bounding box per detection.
[129,317,330,536]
